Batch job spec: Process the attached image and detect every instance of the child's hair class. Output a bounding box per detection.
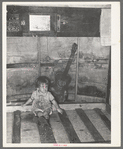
[35,76,50,88]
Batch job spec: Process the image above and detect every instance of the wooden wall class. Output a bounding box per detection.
[7,37,39,98]
[7,37,77,102]
[7,37,110,103]
[77,38,110,102]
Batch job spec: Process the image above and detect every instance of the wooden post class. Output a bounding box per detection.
[37,37,41,76]
[75,37,79,101]
[106,47,111,104]
[47,37,49,58]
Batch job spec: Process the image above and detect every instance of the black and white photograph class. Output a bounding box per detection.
[2,2,120,147]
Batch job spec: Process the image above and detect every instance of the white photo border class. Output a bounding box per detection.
[2,2,121,147]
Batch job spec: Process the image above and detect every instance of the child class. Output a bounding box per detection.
[22,76,63,125]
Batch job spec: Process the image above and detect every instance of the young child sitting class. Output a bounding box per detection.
[22,76,63,125]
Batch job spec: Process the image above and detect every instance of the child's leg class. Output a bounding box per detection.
[37,111,44,117]
[43,111,51,126]
[35,109,51,126]
[43,111,50,119]
[33,111,39,123]
[33,111,48,125]
[38,111,50,126]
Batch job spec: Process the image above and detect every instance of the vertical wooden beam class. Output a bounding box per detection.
[47,37,49,57]
[57,15,60,32]
[37,37,41,76]
[106,47,111,104]
[106,103,111,115]
[75,37,79,101]
[12,110,21,143]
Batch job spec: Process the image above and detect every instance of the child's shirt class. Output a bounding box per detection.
[31,88,54,112]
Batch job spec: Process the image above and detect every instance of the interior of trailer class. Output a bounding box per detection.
[6,4,111,144]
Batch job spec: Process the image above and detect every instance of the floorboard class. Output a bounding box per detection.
[94,108,111,131]
[101,109,111,121]
[66,110,94,142]
[21,112,40,143]
[12,110,21,143]
[7,113,13,143]
[6,108,111,144]
[76,108,105,142]
[85,110,111,141]
[37,117,56,143]
[50,111,70,143]
[58,109,81,143]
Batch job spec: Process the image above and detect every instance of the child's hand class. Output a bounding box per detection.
[33,112,37,116]
[21,103,26,107]
[38,109,44,112]
[57,108,63,114]
[49,110,53,115]
[35,108,44,112]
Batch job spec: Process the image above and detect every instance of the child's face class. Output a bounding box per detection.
[39,83,48,93]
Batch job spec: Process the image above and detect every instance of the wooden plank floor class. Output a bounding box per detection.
[7,113,13,143]
[21,112,40,143]
[7,108,111,143]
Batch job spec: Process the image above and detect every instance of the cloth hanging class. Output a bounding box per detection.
[100,9,111,46]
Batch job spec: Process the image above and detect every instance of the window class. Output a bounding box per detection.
[29,15,50,31]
